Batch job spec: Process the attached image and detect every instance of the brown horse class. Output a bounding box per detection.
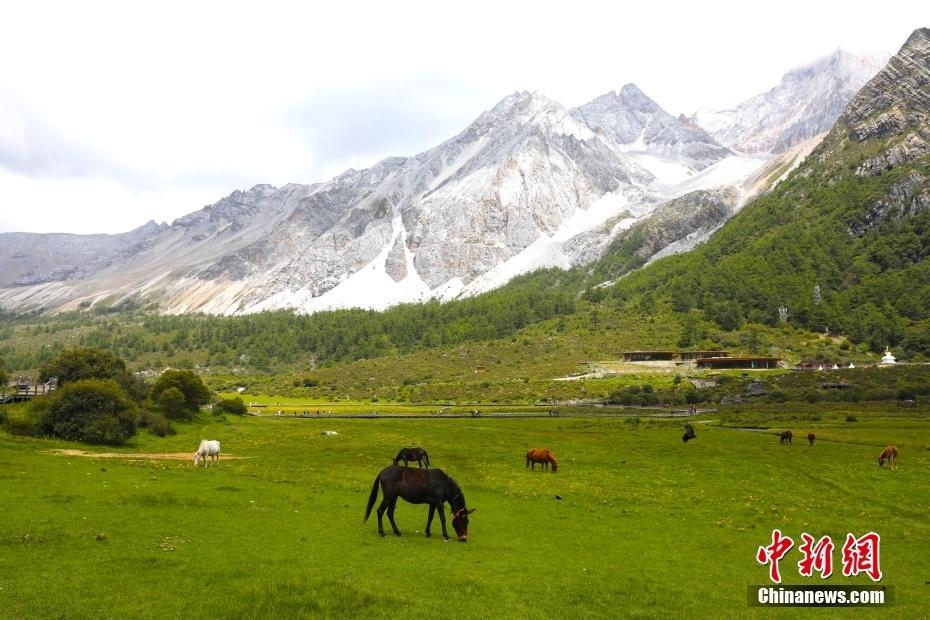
[393,447,430,468]
[364,465,474,541]
[808,433,815,446]
[878,445,898,470]
[780,431,793,445]
[526,448,559,472]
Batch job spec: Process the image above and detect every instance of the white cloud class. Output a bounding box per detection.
[0,0,922,232]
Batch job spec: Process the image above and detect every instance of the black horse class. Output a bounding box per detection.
[682,423,696,443]
[364,465,475,541]
[780,430,793,445]
[392,447,430,469]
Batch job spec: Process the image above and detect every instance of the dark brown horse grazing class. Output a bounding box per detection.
[393,447,430,468]
[364,465,474,541]
[780,431,793,445]
[526,448,559,472]
[808,432,816,446]
[682,423,696,443]
[879,445,898,470]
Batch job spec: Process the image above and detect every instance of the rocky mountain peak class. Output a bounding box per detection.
[571,83,730,171]
[616,83,660,113]
[693,49,886,154]
[836,27,930,143]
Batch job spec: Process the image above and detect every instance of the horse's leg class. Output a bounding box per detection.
[386,497,401,536]
[376,496,391,537]
[425,503,436,537]
[437,503,449,540]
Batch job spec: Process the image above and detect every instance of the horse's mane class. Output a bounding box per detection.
[441,471,464,506]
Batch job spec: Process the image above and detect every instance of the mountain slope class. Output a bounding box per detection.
[693,50,886,154]
[606,28,930,354]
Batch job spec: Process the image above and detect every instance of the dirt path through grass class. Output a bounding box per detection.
[45,449,248,460]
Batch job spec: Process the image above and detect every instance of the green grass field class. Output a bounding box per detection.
[1,407,928,618]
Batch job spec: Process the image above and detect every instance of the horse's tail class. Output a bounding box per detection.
[364,474,380,522]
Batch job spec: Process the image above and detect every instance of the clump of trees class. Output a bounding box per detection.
[150,369,211,420]
[12,348,212,445]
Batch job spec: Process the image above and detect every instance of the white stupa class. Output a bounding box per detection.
[881,348,896,366]
[832,363,839,370]
[848,362,855,369]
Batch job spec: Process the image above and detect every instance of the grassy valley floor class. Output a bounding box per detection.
[1,405,928,618]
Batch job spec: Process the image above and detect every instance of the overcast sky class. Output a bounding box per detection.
[0,1,923,234]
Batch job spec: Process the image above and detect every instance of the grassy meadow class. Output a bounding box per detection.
[2,405,928,618]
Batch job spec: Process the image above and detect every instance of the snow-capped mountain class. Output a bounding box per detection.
[572,83,733,171]
[692,50,887,154]
[1,48,885,317]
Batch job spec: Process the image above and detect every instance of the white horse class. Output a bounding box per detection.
[194,439,221,466]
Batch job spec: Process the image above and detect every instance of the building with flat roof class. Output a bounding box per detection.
[622,351,676,362]
[696,356,780,370]
[679,351,729,361]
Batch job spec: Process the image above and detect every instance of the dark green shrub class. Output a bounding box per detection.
[39,379,138,445]
[139,410,176,437]
[685,390,703,404]
[863,388,895,401]
[214,396,247,416]
[766,390,788,403]
[803,390,823,403]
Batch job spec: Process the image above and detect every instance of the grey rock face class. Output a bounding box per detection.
[596,188,737,279]
[838,28,930,143]
[384,235,407,282]
[855,133,930,177]
[694,50,886,154]
[850,171,930,236]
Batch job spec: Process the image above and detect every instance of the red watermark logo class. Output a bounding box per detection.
[757,531,882,583]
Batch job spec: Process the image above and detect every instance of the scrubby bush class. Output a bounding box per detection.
[2,404,43,437]
[803,390,823,403]
[766,390,788,403]
[214,396,247,416]
[39,379,138,445]
[684,390,704,404]
[862,388,895,401]
[139,410,176,437]
[156,387,186,419]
